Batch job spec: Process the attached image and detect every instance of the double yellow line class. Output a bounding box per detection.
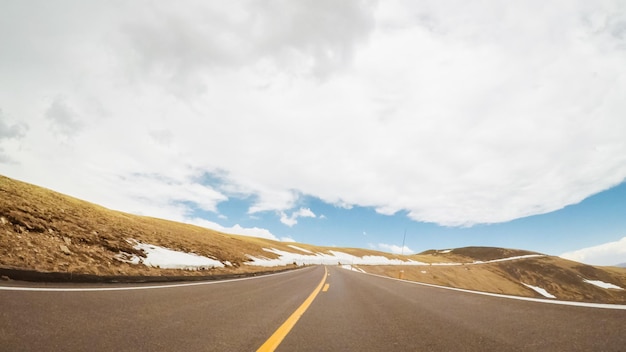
[256,266,328,352]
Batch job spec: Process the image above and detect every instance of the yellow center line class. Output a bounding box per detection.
[256,266,328,352]
[322,283,330,292]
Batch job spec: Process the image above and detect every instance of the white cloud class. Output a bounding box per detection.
[0,111,27,140]
[280,236,297,243]
[377,243,414,255]
[0,110,27,164]
[186,218,279,241]
[280,208,317,227]
[560,237,626,266]
[122,0,376,83]
[45,97,83,138]
[0,1,625,229]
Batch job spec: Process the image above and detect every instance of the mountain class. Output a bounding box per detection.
[1,174,625,304]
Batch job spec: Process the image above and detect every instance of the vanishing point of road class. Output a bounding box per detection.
[1,265,624,351]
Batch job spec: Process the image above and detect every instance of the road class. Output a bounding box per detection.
[1,266,624,351]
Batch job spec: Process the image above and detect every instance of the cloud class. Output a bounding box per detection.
[45,98,83,138]
[0,110,27,164]
[560,237,626,266]
[280,236,297,243]
[376,243,414,255]
[1,1,625,230]
[280,207,317,227]
[122,0,376,89]
[149,129,174,147]
[186,217,279,241]
[120,173,227,214]
[0,111,26,139]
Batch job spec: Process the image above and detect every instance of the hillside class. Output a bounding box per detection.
[359,248,626,304]
[1,174,625,304]
[0,175,410,278]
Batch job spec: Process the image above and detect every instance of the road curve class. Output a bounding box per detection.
[279,266,625,351]
[1,265,624,351]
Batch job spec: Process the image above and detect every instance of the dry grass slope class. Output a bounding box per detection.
[0,175,402,277]
[0,175,304,276]
[361,250,626,304]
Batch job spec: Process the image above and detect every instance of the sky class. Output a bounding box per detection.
[1,1,625,266]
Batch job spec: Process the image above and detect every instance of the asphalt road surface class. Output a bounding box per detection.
[1,265,624,351]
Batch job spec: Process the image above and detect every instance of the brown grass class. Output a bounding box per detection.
[0,175,403,277]
[357,255,626,304]
[0,175,297,276]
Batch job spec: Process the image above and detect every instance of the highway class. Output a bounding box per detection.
[1,265,624,351]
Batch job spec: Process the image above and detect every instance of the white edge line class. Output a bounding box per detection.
[350,269,626,310]
[0,267,309,292]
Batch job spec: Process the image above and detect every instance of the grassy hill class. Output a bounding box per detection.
[361,248,626,304]
[1,174,625,304]
[0,175,406,277]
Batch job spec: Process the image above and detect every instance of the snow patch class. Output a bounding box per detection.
[245,248,544,267]
[583,279,624,290]
[118,241,225,270]
[522,283,556,298]
[245,248,428,267]
[431,254,544,266]
[473,254,544,264]
[287,245,313,254]
[340,264,366,273]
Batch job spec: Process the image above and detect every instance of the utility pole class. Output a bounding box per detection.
[401,228,407,256]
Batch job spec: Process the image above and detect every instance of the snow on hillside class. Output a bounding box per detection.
[287,245,313,254]
[430,254,544,266]
[583,279,624,290]
[522,283,556,298]
[341,264,367,273]
[117,241,226,270]
[246,249,544,267]
[117,242,547,270]
[245,248,428,267]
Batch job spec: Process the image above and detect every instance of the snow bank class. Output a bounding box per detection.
[245,248,427,267]
[522,283,556,298]
[431,254,544,266]
[475,254,544,264]
[583,279,624,290]
[116,242,546,270]
[245,248,545,267]
[287,245,313,254]
[340,264,367,273]
[118,242,225,269]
